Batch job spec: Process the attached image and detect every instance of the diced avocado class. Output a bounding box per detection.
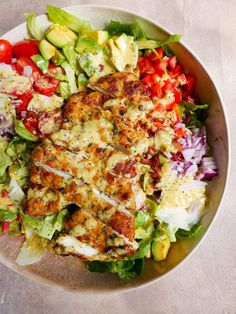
[39,39,56,60]
[78,51,114,79]
[108,34,138,72]
[31,55,49,73]
[46,24,77,48]
[78,73,88,91]
[83,31,109,45]
[51,49,66,66]
[152,235,170,262]
[75,36,102,53]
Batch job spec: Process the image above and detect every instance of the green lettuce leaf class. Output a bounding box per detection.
[25,12,44,40]
[183,101,209,127]
[61,61,78,95]
[0,208,17,222]
[104,20,146,40]
[46,5,91,33]
[0,148,12,177]
[87,258,144,280]
[15,120,38,142]
[176,224,203,239]
[138,34,181,50]
[31,54,49,73]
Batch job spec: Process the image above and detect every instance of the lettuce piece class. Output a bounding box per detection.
[31,54,49,73]
[104,20,146,40]
[59,82,71,99]
[0,208,17,222]
[8,163,29,188]
[21,212,44,232]
[16,228,46,266]
[25,12,44,40]
[62,42,78,71]
[38,209,68,240]
[137,34,181,50]
[61,62,78,95]
[183,101,209,127]
[78,73,88,91]
[176,224,203,239]
[9,178,25,203]
[46,5,91,33]
[15,120,38,142]
[8,220,21,236]
[0,143,12,176]
[87,258,144,280]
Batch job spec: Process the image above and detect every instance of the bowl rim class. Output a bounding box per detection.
[0,4,231,294]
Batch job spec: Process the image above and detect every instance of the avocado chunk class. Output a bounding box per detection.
[83,31,109,45]
[39,39,56,60]
[75,36,102,53]
[152,235,170,262]
[51,49,66,65]
[46,24,77,48]
[107,33,138,72]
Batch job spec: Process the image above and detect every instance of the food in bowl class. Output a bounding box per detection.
[0,5,217,280]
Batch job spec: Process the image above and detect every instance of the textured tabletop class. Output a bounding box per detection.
[0,0,236,313]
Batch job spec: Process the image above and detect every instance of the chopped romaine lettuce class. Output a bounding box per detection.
[137,34,181,50]
[59,82,71,99]
[104,20,146,40]
[0,138,12,176]
[46,5,91,33]
[87,258,144,280]
[183,101,209,127]
[16,228,46,266]
[31,54,49,73]
[62,42,78,71]
[15,120,38,142]
[0,208,17,222]
[9,178,25,203]
[25,12,44,40]
[75,36,102,53]
[176,224,203,239]
[61,61,78,94]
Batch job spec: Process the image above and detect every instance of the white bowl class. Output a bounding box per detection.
[0,5,230,293]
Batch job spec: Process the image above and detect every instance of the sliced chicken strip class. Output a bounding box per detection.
[31,142,146,211]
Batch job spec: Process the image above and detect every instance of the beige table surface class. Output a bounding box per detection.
[0,0,236,313]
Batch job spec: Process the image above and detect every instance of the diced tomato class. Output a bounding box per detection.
[168,56,177,69]
[186,74,196,94]
[142,74,153,86]
[1,189,8,198]
[2,221,11,233]
[150,82,163,98]
[16,56,42,81]
[156,47,163,59]
[23,111,39,136]
[15,92,33,111]
[13,40,39,58]
[0,39,13,64]
[162,80,174,93]
[148,52,159,63]
[174,89,182,104]
[165,103,174,111]
[172,64,182,74]
[175,127,187,138]
[154,61,165,76]
[34,76,60,95]
[46,63,65,78]
[177,73,187,85]
[138,57,155,75]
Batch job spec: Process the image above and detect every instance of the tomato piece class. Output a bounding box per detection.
[0,39,13,64]
[138,57,155,75]
[175,127,187,138]
[34,76,60,95]
[174,89,182,104]
[148,52,159,63]
[163,80,174,93]
[0,75,33,96]
[154,61,165,76]
[13,40,39,58]
[177,73,187,85]
[23,111,39,136]
[1,189,8,198]
[2,221,11,233]
[46,63,65,78]
[150,83,163,98]
[15,92,33,111]
[186,74,196,94]
[172,64,182,74]
[16,56,42,81]
[168,56,177,69]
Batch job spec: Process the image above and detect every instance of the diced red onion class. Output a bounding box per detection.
[197,157,217,180]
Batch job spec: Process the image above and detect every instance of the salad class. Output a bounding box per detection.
[0,5,218,280]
